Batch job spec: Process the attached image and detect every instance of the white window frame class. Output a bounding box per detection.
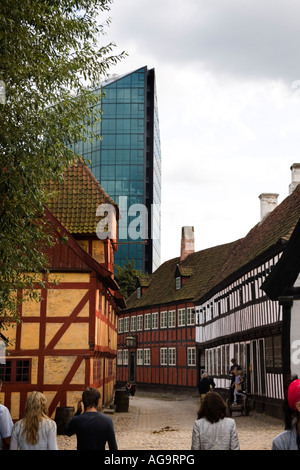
[145,314,151,330]
[168,310,175,328]
[130,315,136,332]
[123,317,129,332]
[123,349,129,365]
[118,318,123,334]
[178,308,185,327]
[137,315,143,331]
[187,307,195,325]
[160,348,168,365]
[117,350,123,365]
[137,349,143,365]
[169,348,176,366]
[160,311,167,329]
[152,312,158,329]
[187,347,196,366]
[144,349,150,365]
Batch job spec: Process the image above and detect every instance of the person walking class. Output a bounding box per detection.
[10,391,58,450]
[191,391,240,450]
[65,387,118,450]
[198,372,215,403]
[272,376,300,450]
[0,380,13,450]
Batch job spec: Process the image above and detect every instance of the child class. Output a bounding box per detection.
[233,369,245,404]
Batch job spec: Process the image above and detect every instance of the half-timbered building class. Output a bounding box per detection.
[0,161,125,420]
[195,164,300,417]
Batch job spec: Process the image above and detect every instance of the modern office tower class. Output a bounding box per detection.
[70,66,161,273]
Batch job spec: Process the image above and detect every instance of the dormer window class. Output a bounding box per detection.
[175,276,181,290]
[137,287,141,299]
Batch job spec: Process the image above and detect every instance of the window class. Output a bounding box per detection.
[145,314,151,330]
[175,276,181,290]
[123,317,129,332]
[130,316,136,332]
[187,308,195,325]
[178,308,185,327]
[0,359,31,383]
[169,348,176,366]
[152,312,158,329]
[160,348,168,365]
[137,315,143,331]
[123,350,128,365]
[118,318,123,333]
[160,311,167,328]
[137,287,141,299]
[117,350,123,365]
[137,349,143,365]
[144,349,150,365]
[265,335,282,371]
[168,310,175,328]
[187,348,196,366]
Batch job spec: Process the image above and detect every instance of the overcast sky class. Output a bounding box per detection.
[103,0,300,265]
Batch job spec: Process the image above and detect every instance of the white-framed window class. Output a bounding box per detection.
[130,316,136,331]
[137,349,143,365]
[160,348,168,365]
[137,287,141,299]
[168,310,175,328]
[175,276,181,290]
[169,348,176,366]
[187,347,196,366]
[137,315,143,331]
[160,311,167,328]
[117,350,123,365]
[152,312,158,329]
[118,318,123,333]
[145,314,151,330]
[144,349,151,365]
[178,308,185,327]
[123,349,129,365]
[187,308,195,325]
[123,317,129,332]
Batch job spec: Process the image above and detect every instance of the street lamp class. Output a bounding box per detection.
[125,335,136,348]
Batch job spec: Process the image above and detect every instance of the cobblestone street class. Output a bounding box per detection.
[57,391,284,451]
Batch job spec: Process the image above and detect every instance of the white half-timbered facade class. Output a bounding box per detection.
[195,166,300,417]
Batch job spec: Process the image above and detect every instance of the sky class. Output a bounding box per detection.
[102,0,300,265]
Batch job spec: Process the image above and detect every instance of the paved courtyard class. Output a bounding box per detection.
[57,391,284,451]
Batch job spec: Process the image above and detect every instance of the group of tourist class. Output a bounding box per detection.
[1,369,300,450]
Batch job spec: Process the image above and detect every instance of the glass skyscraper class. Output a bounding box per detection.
[70,66,161,273]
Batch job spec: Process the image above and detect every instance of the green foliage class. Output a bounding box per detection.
[115,258,143,299]
[0,0,126,331]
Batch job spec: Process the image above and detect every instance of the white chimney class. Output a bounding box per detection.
[180,226,195,262]
[289,163,300,194]
[259,193,279,221]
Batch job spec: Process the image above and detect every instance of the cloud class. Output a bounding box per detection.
[109,0,300,84]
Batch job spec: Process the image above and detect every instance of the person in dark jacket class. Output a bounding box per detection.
[65,387,118,450]
[198,372,215,403]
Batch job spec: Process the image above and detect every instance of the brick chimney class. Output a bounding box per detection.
[258,193,279,221]
[180,226,195,262]
[289,163,300,194]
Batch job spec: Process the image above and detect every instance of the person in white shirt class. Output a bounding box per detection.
[0,379,13,450]
[191,390,240,450]
[10,391,58,450]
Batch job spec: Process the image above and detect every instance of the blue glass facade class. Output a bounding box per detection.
[70,67,161,273]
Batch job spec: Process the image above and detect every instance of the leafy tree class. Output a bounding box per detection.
[115,259,144,299]
[0,0,125,338]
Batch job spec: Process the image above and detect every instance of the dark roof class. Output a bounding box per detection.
[261,216,300,300]
[46,159,118,237]
[125,185,300,311]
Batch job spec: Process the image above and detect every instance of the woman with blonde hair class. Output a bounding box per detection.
[10,391,58,450]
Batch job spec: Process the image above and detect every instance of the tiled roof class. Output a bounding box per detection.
[45,160,118,236]
[125,185,300,310]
